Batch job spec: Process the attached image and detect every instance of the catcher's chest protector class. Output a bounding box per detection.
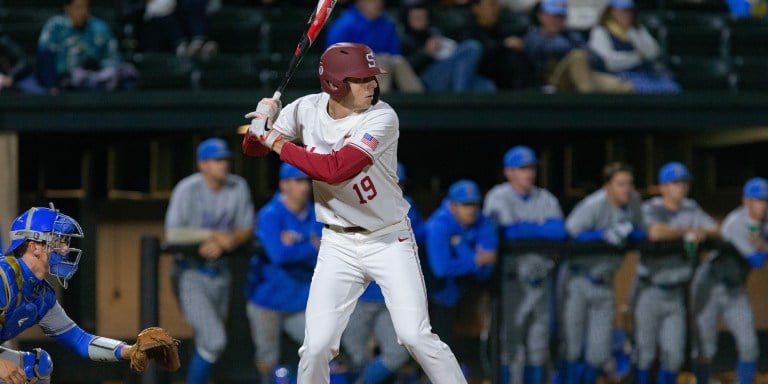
[0,257,56,341]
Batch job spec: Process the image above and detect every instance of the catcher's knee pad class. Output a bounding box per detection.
[22,347,53,382]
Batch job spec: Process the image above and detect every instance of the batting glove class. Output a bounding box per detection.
[245,98,282,123]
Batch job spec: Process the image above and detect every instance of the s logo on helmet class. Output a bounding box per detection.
[319,65,324,75]
[366,53,376,68]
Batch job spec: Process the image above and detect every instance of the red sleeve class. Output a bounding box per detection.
[241,131,270,158]
[280,142,373,184]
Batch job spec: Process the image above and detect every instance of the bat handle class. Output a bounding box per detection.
[272,91,282,102]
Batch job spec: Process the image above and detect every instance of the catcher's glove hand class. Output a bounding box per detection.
[130,327,181,372]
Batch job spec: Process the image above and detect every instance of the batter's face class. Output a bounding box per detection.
[198,158,230,184]
[280,178,312,205]
[65,0,90,29]
[450,203,480,226]
[342,76,378,112]
[659,180,689,203]
[504,166,537,193]
[605,171,634,206]
[744,198,768,221]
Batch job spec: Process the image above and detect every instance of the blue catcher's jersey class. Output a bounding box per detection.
[248,193,323,312]
[425,202,498,306]
[0,257,57,342]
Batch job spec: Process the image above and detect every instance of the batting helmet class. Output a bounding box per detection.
[6,204,84,288]
[319,43,386,103]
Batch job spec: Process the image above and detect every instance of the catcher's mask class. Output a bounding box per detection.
[6,203,84,288]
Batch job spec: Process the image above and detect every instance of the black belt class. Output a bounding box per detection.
[324,224,368,233]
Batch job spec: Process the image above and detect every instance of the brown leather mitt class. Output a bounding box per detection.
[129,327,181,372]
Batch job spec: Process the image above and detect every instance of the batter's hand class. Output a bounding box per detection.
[248,116,284,151]
[0,357,26,384]
[245,98,282,123]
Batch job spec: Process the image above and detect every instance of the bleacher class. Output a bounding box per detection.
[1,0,768,92]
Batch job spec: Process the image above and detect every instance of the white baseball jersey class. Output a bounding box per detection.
[274,92,410,231]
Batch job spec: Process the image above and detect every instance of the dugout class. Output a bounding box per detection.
[2,90,768,382]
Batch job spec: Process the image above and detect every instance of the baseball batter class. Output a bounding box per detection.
[563,162,645,384]
[0,206,143,383]
[691,177,768,384]
[483,146,566,384]
[242,42,467,384]
[635,162,718,384]
[165,138,254,384]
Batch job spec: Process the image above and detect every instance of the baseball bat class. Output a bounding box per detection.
[271,0,338,102]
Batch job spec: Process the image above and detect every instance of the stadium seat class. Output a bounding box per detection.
[733,56,768,91]
[258,52,320,91]
[208,7,267,54]
[664,12,728,57]
[728,18,768,57]
[1,22,43,54]
[131,52,197,90]
[667,55,735,91]
[197,54,260,90]
[431,5,473,41]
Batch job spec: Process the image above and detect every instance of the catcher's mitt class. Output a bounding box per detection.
[130,327,181,372]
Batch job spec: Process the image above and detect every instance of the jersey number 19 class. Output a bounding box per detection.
[352,176,377,204]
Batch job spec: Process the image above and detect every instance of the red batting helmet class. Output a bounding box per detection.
[319,43,386,103]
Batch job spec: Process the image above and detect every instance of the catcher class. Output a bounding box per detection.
[0,205,180,383]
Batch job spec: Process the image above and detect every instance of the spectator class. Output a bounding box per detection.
[326,0,424,93]
[425,179,498,372]
[524,0,633,93]
[566,0,608,35]
[399,0,495,92]
[246,163,322,384]
[726,0,767,19]
[37,0,139,92]
[0,34,46,94]
[165,138,254,384]
[141,0,219,58]
[460,0,535,89]
[588,0,680,93]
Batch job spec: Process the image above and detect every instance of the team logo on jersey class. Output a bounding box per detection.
[361,133,379,150]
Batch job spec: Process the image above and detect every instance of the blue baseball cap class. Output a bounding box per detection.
[397,162,408,183]
[197,138,231,161]
[744,177,768,200]
[447,180,482,204]
[658,162,691,184]
[503,145,538,168]
[541,0,567,15]
[609,0,634,9]
[279,163,308,180]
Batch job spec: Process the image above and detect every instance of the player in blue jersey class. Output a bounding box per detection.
[247,163,323,383]
[0,205,156,383]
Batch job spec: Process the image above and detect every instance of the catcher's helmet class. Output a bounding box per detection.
[6,204,83,288]
[319,43,386,103]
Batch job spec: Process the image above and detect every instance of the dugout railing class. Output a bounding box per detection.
[139,234,744,384]
[487,238,743,384]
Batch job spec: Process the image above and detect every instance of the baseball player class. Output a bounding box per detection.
[339,162,424,384]
[563,162,645,384]
[247,163,322,384]
[165,138,254,384]
[242,42,468,384]
[0,205,162,383]
[691,177,768,384]
[425,179,498,368]
[635,162,718,384]
[483,146,566,384]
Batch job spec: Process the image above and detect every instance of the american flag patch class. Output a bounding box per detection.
[361,133,379,150]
